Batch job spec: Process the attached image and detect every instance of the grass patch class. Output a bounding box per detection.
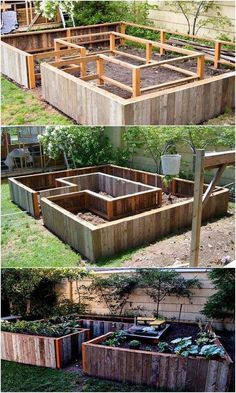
[1,76,74,125]
[1,361,81,392]
[1,361,176,392]
[1,183,81,267]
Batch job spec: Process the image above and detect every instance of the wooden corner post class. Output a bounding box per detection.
[110,33,116,53]
[27,55,36,89]
[96,57,104,85]
[190,149,205,267]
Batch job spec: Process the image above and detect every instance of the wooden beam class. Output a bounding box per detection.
[140,76,197,93]
[160,31,166,56]
[146,43,152,63]
[214,41,221,69]
[99,54,135,69]
[204,151,235,168]
[202,164,226,207]
[110,33,116,52]
[132,68,141,97]
[101,76,133,92]
[27,55,36,88]
[197,54,205,79]
[96,58,104,85]
[189,149,205,267]
[80,47,87,77]
[120,22,126,45]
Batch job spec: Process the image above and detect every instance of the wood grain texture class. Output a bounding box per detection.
[41,60,235,125]
[1,329,89,369]
[82,332,233,391]
[1,41,29,87]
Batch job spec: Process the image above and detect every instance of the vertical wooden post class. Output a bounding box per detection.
[80,47,87,77]
[25,0,29,26]
[132,68,141,97]
[214,41,221,69]
[120,22,126,45]
[146,43,152,63]
[66,29,71,39]
[96,58,104,85]
[27,55,36,89]
[160,30,166,56]
[110,33,116,53]
[197,55,205,80]
[189,149,205,267]
[54,40,61,61]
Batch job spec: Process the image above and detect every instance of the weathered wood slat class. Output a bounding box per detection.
[1,329,89,369]
[82,332,233,391]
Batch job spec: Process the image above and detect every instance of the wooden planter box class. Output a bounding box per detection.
[1,22,121,88]
[8,165,229,261]
[82,332,233,392]
[1,328,90,368]
[41,62,235,126]
[80,318,133,339]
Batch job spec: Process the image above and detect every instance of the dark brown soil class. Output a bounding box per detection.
[84,45,228,99]
[162,193,190,206]
[77,210,107,225]
[99,323,201,352]
[75,194,190,225]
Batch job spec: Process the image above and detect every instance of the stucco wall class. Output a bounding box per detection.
[148,1,235,40]
[55,269,233,329]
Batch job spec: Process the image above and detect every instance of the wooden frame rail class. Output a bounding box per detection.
[48,32,205,98]
[121,21,235,69]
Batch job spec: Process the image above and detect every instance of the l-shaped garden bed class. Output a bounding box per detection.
[82,324,233,391]
[9,164,229,261]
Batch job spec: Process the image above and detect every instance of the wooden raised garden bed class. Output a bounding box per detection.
[1,22,235,125]
[1,22,121,88]
[8,164,229,261]
[41,29,235,125]
[1,328,90,368]
[82,331,233,391]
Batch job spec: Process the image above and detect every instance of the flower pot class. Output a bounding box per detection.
[161,154,181,176]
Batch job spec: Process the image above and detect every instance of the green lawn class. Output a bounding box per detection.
[1,183,81,267]
[1,182,142,268]
[1,76,74,125]
[1,361,174,392]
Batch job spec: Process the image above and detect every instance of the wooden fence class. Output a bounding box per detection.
[1,328,90,368]
[82,332,233,391]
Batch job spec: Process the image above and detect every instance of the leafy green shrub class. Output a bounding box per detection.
[199,344,225,359]
[1,317,82,338]
[129,340,141,349]
[103,330,127,347]
[157,342,172,353]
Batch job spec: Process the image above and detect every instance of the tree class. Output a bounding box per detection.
[201,269,235,320]
[39,126,116,168]
[91,274,139,316]
[35,1,153,26]
[179,126,235,172]
[141,127,181,173]
[1,268,89,318]
[166,1,232,36]
[138,269,201,317]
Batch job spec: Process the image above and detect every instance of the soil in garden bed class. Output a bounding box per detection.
[99,322,201,352]
[75,194,191,225]
[83,45,229,99]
